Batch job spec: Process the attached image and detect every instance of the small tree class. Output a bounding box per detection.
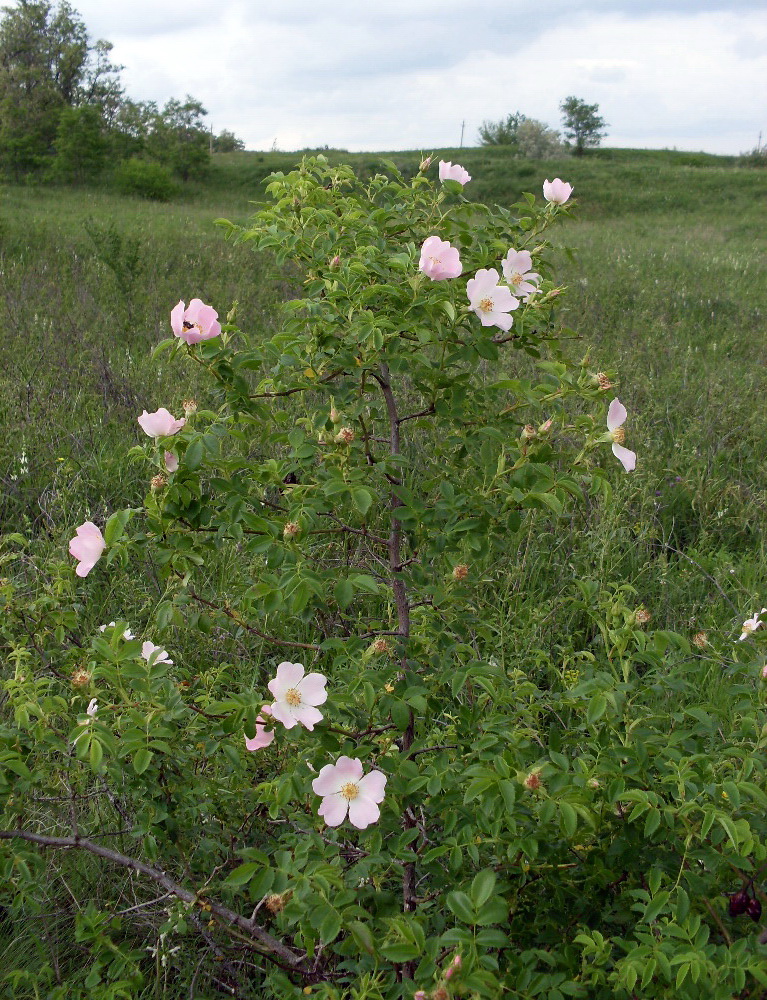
[517,120,564,159]
[477,111,526,147]
[560,95,607,156]
[212,128,245,152]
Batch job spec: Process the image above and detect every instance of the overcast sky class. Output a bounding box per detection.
[70,0,766,155]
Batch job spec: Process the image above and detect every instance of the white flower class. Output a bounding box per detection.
[739,609,767,641]
[142,641,174,665]
[98,622,135,641]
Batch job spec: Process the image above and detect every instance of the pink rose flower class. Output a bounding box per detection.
[467,268,519,332]
[99,622,134,640]
[164,451,179,473]
[137,408,186,439]
[268,661,327,731]
[312,756,387,829]
[86,698,98,717]
[739,609,767,641]
[543,178,573,205]
[501,249,540,300]
[419,236,462,281]
[245,705,275,751]
[170,298,221,345]
[438,160,471,186]
[606,398,637,472]
[141,641,174,665]
[69,521,106,578]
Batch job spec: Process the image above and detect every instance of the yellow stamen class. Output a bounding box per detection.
[479,296,494,313]
[340,782,359,801]
[285,688,301,706]
[611,427,626,444]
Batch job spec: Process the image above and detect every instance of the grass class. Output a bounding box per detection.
[1,147,766,996]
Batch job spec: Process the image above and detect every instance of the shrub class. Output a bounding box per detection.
[2,155,766,999]
[113,157,177,200]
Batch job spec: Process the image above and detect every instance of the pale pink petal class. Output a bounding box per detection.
[357,769,387,802]
[268,661,305,698]
[348,796,381,829]
[491,285,519,312]
[334,756,364,783]
[69,522,105,577]
[269,701,299,729]
[607,398,627,432]
[297,673,328,706]
[291,704,324,731]
[312,762,345,796]
[164,451,179,473]
[612,443,637,472]
[170,300,185,338]
[318,793,349,826]
[244,718,274,751]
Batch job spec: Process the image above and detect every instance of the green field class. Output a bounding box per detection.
[2,147,765,633]
[1,147,767,997]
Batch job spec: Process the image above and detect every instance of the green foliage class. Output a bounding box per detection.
[560,95,608,156]
[113,157,177,201]
[146,96,210,181]
[212,128,245,153]
[51,104,107,182]
[477,110,527,147]
[0,152,766,998]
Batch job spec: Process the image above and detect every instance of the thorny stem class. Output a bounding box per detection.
[371,363,418,972]
[187,590,321,652]
[0,829,310,972]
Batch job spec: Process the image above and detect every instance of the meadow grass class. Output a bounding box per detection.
[1,148,766,995]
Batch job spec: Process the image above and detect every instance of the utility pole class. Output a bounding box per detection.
[460,120,465,148]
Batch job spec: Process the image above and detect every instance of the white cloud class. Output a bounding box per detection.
[70,2,767,154]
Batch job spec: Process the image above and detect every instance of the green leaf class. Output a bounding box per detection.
[224,862,260,887]
[390,700,411,731]
[471,870,497,909]
[349,920,377,956]
[319,907,342,943]
[559,801,578,838]
[133,748,153,775]
[586,694,607,724]
[643,890,670,923]
[446,891,475,924]
[380,942,421,962]
[350,487,373,515]
[333,578,354,609]
[89,737,103,771]
[104,509,131,546]
[185,439,204,470]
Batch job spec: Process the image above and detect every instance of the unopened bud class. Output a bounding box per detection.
[452,563,469,581]
[588,778,600,789]
[283,521,300,540]
[635,608,651,625]
[524,771,542,791]
[182,398,198,416]
[335,426,355,445]
[692,630,708,649]
[151,474,167,492]
[538,419,553,434]
[329,254,340,269]
[71,669,92,688]
[419,156,432,172]
[329,407,341,424]
[596,372,614,391]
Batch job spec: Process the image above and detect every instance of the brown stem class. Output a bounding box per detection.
[371,364,418,968]
[188,591,321,652]
[0,829,309,971]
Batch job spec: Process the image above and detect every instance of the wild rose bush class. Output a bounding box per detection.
[1,156,767,999]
